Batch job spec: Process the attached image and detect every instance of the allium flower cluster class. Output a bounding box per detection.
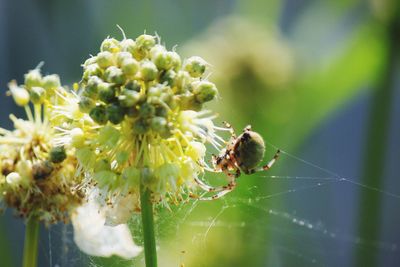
[0,67,83,224]
[0,66,142,258]
[55,33,222,224]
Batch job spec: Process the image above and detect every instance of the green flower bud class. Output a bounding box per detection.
[84,76,102,98]
[148,85,162,97]
[30,86,46,104]
[96,51,114,69]
[126,106,140,118]
[152,50,175,70]
[98,82,116,103]
[42,74,61,91]
[89,105,108,124]
[104,66,126,85]
[83,64,103,81]
[78,96,96,112]
[136,34,156,49]
[107,103,126,124]
[140,60,158,82]
[155,106,168,117]
[116,52,132,66]
[49,146,67,163]
[118,89,140,107]
[150,116,167,132]
[175,71,191,93]
[133,118,150,134]
[161,92,174,106]
[149,45,166,59]
[193,81,218,103]
[139,102,155,117]
[8,81,30,106]
[120,38,136,54]
[121,58,139,77]
[184,56,207,78]
[100,37,120,53]
[159,70,176,87]
[24,69,42,89]
[169,51,182,70]
[83,56,97,67]
[124,80,141,92]
[133,34,156,60]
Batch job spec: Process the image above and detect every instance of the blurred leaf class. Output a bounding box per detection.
[266,22,386,149]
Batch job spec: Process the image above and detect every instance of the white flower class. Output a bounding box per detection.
[71,194,142,259]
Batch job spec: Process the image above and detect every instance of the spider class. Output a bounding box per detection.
[194,123,280,200]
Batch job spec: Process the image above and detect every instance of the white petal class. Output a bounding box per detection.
[71,201,142,259]
[105,193,138,226]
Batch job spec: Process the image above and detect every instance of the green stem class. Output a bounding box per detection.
[22,217,40,267]
[356,8,400,267]
[140,185,158,267]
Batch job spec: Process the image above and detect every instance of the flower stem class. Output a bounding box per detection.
[23,217,40,267]
[140,185,158,267]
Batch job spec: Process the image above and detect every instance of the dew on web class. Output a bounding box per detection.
[149,140,400,266]
[37,139,400,266]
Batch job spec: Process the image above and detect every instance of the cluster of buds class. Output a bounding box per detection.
[0,67,84,224]
[49,33,223,225]
[79,34,218,137]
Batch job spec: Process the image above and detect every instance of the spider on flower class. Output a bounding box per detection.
[194,123,280,200]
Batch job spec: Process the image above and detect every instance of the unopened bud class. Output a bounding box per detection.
[49,146,67,163]
[90,105,108,124]
[96,51,114,69]
[8,81,30,106]
[140,61,158,82]
[184,56,207,78]
[107,103,126,124]
[30,87,46,104]
[193,81,218,103]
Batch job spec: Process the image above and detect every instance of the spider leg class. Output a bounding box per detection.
[197,157,221,173]
[198,180,237,201]
[247,149,281,174]
[222,121,236,139]
[194,176,220,192]
[243,125,252,132]
[194,168,238,193]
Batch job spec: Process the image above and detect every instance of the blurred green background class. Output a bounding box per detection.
[0,0,399,266]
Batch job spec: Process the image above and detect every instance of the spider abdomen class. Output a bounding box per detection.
[234,131,265,173]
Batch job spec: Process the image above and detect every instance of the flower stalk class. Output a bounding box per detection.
[140,184,158,267]
[22,217,40,267]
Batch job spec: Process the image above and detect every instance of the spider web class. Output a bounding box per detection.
[28,103,400,267]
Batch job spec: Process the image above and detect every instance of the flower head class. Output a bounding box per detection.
[0,67,83,224]
[54,33,224,224]
[1,66,142,259]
